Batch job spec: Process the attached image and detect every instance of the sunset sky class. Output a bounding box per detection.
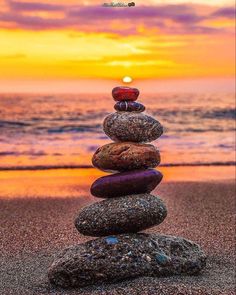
[0,0,235,92]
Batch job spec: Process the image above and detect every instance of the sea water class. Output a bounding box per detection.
[0,92,235,169]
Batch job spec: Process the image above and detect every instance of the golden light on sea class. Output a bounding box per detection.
[122,76,132,83]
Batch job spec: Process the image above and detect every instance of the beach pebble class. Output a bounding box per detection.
[112,86,139,101]
[74,194,167,236]
[92,142,161,172]
[91,169,163,198]
[48,233,207,288]
[114,101,145,112]
[103,112,163,142]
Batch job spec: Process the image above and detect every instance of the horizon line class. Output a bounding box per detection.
[0,77,234,94]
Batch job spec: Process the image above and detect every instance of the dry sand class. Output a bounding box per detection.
[0,180,235,295]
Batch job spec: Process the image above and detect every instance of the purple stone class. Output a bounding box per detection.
[90,169,163,198]
[114,101,145,112]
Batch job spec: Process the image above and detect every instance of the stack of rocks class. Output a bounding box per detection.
[48,87,206,289]
[75,87,166,238]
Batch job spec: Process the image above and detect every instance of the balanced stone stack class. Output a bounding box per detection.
[48,87,206,288]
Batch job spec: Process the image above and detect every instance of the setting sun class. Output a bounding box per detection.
[0,0,234,93]
[123,76,133,83]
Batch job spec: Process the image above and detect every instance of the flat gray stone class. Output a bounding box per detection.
[48,233,206,288]
[103,112,163,143]
[74,194,167,236]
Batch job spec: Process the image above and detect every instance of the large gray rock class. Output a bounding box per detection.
[74,194,167,236]
[103,112,163,143]
[48,233,206,288]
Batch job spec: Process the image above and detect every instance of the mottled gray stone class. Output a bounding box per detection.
[74,194,167,237]
[48,233,206,288]
[103,112,163,143]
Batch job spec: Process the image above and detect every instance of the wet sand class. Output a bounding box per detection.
[0,169,235,294]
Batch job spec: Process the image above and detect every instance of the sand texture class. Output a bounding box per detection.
[0,181,235,295]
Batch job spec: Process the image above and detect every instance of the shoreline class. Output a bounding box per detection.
[0,166,235,200]
[0,161,235,171]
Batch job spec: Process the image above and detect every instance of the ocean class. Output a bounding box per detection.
[0,92,235,170]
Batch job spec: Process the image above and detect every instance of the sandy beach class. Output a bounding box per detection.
[1,0,235,292]
[0,167,235,295]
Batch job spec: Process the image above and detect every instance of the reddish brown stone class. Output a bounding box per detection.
[114,101,145,112]
[112,86,139,101]
[92,142,161,172]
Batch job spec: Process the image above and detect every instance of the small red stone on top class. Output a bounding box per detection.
[112,86,139,101]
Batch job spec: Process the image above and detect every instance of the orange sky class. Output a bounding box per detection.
[0,0,235,92]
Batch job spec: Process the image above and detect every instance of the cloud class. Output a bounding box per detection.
[8,0,65,11]
[212,7,235,18]
[68,5,204,24]
[0,1,234,35]
[0,12,71,29]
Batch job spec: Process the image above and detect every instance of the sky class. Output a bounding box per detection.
[0,0,235,92]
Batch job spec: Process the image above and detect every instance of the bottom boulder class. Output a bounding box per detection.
[48,234,206,288]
